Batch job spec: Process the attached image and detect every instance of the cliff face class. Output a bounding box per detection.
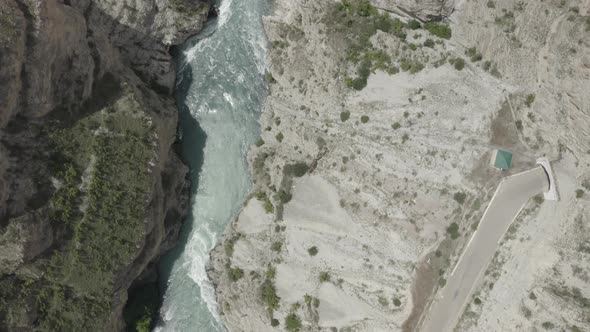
[0,0,209,330]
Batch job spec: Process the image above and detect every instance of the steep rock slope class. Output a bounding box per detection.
[0,0,209,330]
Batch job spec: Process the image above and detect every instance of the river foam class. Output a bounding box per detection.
[155,0,269,330]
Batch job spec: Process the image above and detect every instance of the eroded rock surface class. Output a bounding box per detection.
[0,0,209,330]
[209,0,589,331]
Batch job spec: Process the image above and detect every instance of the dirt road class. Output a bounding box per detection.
[421,166,549,332]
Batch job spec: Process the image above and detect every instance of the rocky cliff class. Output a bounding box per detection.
[0,0,209,330]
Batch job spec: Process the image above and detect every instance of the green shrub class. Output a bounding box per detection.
[256,192,274,213]
[576,189,585,198]
[474,297,482,305]
[453,57,465,70]
[264,200,274,213]
[308,246,319,256]
[541,322,555,330]
[277,189,292,203]
[393,298,402,306]
[400,58,424,73]
[402,133,409,143]
[255,138,265,147]
[271,241,282,253]
[284,162,309,177]
[487,0,495,8]
[340,111,351,122]
[261,278,280,313]
[465,47,482,62]
[265,72,276,83]
[515,120,523,131]
[360,115,370,123]
[225,236,239,257]
[424,22,452,39]
[266,265,277,279]
[276,132,284,142]
[525,94,535,107]
[352,77,368,90]
[228,266,244,282]
[271,318,280,327]
[319,272,331,282]
[408,19,421,29]
[357,60,371,78]
[447,222,460,239]
[423,39,435,48]
[392,122,401,129]
[378,296,389,306]
[135,314,152,332]
[453,191,467,204]
[285,313,302,331]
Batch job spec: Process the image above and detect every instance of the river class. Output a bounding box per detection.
[155,0,269,330]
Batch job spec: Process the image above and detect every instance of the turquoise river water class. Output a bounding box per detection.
[155,0,270,330]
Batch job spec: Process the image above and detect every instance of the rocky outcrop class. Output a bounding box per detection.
[0,0,209,330]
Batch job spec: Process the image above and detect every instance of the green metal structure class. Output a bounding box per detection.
[494,149,513,169]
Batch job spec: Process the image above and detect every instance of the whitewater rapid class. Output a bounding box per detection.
[155,0,269,330]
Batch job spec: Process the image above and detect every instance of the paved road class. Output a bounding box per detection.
[421,166,549,332]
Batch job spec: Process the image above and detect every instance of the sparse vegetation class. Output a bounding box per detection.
[378,296,389,306]
[319,271,331,282]
[276,132,284,142]
[400,58,424,73]
[330,0,422,89]
[6,87,158,330]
